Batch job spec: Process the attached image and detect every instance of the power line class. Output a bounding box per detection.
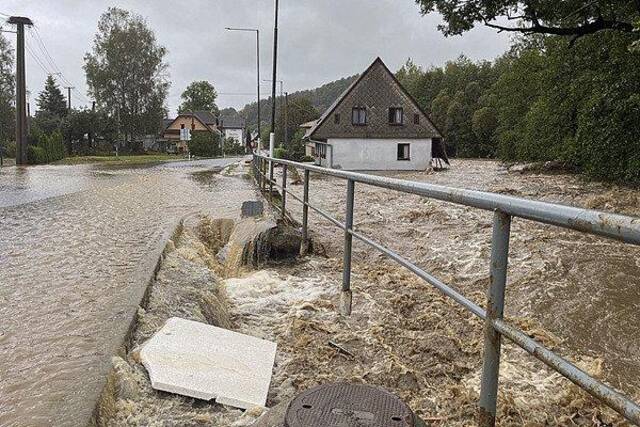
[26,25,90,105]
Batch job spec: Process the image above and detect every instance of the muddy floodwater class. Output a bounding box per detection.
[0,157,254,427]
[281,160,640,397]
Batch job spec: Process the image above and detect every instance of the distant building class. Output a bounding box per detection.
[304,57,447,170]
[219,116,245,144]
[161,111,221,153]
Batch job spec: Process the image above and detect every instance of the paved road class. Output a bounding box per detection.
[0,157,256,426]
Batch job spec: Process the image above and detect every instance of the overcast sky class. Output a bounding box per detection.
[1,0,511,115]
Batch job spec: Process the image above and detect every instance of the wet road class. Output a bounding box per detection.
[0,158,255,426]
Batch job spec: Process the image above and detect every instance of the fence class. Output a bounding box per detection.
[251,154,640,426]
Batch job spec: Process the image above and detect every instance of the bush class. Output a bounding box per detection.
[273,147,287,159]
[189,131,221,157]
[1,141,16,158]
[27,130,66,164]
[223,137,246,155]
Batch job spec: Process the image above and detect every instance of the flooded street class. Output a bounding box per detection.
[0,157,254,427]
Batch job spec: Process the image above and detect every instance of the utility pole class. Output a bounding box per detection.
[64,86,74,112]
[264,79,284,146]
[269,0,279,158]
[225,27,261,152]
[8,16,33,166]
[284,92,289,148]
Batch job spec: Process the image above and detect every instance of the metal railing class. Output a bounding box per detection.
[251,154,640,426]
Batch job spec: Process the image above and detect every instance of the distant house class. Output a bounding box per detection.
[304,57,447,170]
[162,111,221,153]
[218,116,245,144]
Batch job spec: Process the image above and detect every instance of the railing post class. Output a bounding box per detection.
[252,156,257,184]
[340,179,355,315]
[269,160,274,202]
[300,169,310,256]
[281,164,287,220]
[261,158,267,192]
[479,210,511,426]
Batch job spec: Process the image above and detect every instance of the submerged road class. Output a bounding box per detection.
[0,157,256,426]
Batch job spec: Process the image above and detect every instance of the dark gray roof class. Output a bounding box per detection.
[192,111,218,126]
[307,57,441,140]
[162,118,173,131]
[218,112,245,129]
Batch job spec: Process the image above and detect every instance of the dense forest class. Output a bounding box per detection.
[395,31,640,184]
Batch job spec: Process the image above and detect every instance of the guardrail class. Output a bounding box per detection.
[251,154,640,426]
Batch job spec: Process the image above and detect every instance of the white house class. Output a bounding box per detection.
[304,57,447,171]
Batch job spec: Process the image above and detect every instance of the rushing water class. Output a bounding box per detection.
[0,158,255,427]
[281,160,640,396]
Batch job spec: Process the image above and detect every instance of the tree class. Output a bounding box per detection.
[414,1,640,41]
[84,7,169,146]
[179,81,218,114]
[275,96,318,148]
[37,75,67,117]
[0,28,15,153]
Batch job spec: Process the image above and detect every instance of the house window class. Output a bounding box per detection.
[397,143,410,161]
[414,114,420,124]
[388,107,403,125]
[334,113,341,124]
[180,124,185,129]
[352,107,367,125]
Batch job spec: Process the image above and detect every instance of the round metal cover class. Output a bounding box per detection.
[284,383,415,427]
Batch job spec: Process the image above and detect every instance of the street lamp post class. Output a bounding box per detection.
[270,0,279,158]
[225,27,261,152]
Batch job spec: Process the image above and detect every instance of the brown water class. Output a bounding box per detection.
[280,160,640,396]
[0,158,255,427]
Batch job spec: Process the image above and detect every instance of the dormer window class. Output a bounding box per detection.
[352,107,367,125]
[389,107,403,125]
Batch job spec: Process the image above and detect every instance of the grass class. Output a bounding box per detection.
[53,154,183,166]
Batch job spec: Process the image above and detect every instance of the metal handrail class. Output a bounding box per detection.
[251,154,640,426]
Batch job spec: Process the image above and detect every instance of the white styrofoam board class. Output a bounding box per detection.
[140,317,277,409]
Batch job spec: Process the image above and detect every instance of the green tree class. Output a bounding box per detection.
[0,28,15,154]
[84,7,169,147]
[276,96,318,148]
[413,0,639,39]
[179,81,218,115]
[37,75,67,117]
[472,107,497,157]
[61,108,117,155]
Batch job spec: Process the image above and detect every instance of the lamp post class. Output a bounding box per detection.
[225,27,261,152]
[270,0,279,158]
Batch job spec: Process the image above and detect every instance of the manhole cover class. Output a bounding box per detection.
[241,200,263,218]
[284,383,415,427]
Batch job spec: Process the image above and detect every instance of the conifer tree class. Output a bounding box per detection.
[36,75,67,118]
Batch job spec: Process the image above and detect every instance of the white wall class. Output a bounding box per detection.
[326,138,432,171]
[224,128,244,143]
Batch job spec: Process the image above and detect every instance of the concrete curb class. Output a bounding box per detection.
[89,217,186,426]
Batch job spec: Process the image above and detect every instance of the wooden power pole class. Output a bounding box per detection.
[65,86,74,112]
[8,16,33,165]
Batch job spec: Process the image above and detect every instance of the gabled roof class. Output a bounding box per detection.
[192,111,218,126]
[306,57,441,140]
[164,112,219,134]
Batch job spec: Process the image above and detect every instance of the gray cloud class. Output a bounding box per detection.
[1,0,511,115]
